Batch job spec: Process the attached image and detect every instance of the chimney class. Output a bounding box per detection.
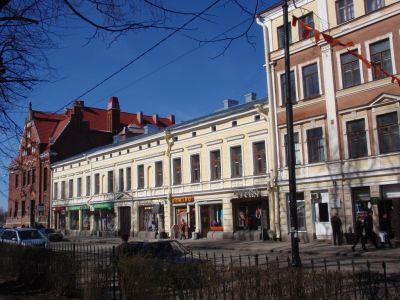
[136,112,143,125]
[245,92,257,103]
[107,96,121,134]
[152,114,159,125]
[166,114,175,125]
[71,100,84,123]
[223,99,239,109]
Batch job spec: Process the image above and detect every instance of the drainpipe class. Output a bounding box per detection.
[256,16,281,240]
[164,129,174,237]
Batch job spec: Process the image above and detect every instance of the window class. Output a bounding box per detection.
[307,127,325,163]
[347,119,368,158]
[43,168,47,191]
[173,158,182,185]
[280,71,296,105]
[77,177,82,197]
[126,167,131,191]
[190,154,200,183]
[173,136,178,142]
[138,165,144,189]
[118,169,124,192]
[14,202,18,218]
[53,182,58,200]
[232,121,237,127]
[370,39,392,80]
[15,174,19,188]
[211,126,216,132]
[287,192,306,231]
[32,169,35,184]
[86,176,91,196]
[155,161,163,187]
[230,146,242,178]
[253,142,266,175]
[210,150,221,180]
[192,132,197,137]
[61,181,66,199]
[254,115,260,121]
[107,171,114,193]
[299,13,314,40]
[94,174,100,195]
[377,112,400,153]
[365,0,384,13]
[277,23,292,49]
[341,51,361,88]
[68,179,73,198]
[285,133,301,166]
[336,0,354,24]
[302,63,319,98]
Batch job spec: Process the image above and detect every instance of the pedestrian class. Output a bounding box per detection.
[330,213,342,246]
[379,213,393,248]
[352,215,367,251]
[179,219,186,240]
[364,211,379,249]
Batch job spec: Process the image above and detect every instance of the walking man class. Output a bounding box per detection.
[331,213,342,246]
[352,215,367,251]
[364,210,379,249]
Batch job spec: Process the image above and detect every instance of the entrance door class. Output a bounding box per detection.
[200,206,209,237]
[313,192,331,239]
[119,206,131,236]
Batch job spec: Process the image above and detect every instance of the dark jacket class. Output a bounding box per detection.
[354,219,365,237]
[331,216,342,231]
[379,217,391,233]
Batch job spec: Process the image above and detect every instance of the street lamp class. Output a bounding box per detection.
[283,0,301,267]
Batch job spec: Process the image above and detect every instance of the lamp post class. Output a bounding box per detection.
[283,0,301,267]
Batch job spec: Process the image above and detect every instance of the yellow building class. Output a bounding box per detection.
[51,95,277,240]
[257,0,400,242]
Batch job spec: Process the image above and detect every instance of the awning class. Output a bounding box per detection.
[53,206,66,212]
[92,202,114,210]
[68,204,91,211]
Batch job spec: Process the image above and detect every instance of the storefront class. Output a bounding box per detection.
[352,186,371,220]
[92,202,115,234]
[53,206,66,230]
[68,204,91,232]
[231,190,269,240]
[172,196,195,239]
[380,184,400,241]
[137,203,164,239]
[199,202,223,238]
[69,206,80,230]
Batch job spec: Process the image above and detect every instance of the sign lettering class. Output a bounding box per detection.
[172,197,194,204]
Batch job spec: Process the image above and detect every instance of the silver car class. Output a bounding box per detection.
[1,228,48,247]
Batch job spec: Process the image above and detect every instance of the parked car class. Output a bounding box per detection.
[0,227,5,237]
[39,228,63,242]
[0,228,48,247]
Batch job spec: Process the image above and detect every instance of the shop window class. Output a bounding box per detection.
[43,168,47,191]
[352,187,371,218]
[237,204,262,230]
[307,127,325,163]
[341,51,361,88]
[86,176,91,196]
[210,150,221,180]
[280,71,296,105]
[286,192,306,231]
[107,171,114,193]
[118,169,124,192]
[253,141,266,175]
[347,119,368,158]
[15,174,19,188]
[82,209,90,230]
[155,161,163,187]
[70,210,79,230]
[126,167,132,191]
[365,0,384,13]
[277,23,292,50]
[77,177,82,197]
[53,182,58,200]
[336,0,354,24]
[138,165,144,189]
[68,179,73,198]
[370,39,392,80]
[61,181,66,199]
[284,132,301,166]
[302,63,319,98]
[173,158,182,185]
[95,208,115,231]
[190,154,200,183]
[230,146,242,178]
[94,174,100,194]
[139,206,158,232]
[298,13,314,40]
[377,112,400,154]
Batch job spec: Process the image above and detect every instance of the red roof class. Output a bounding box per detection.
[32,111,67,144]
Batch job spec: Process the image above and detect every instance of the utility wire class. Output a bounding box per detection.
[52,0,222,114]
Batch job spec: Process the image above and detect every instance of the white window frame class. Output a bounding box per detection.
[171,155,183,186]
[277,66,299,106]
[228,143,244,178]
[303,121,327,165]
[372,105,400,155]
[189,152,201,184]
[208,146,223,181]
[249,137,268,176]
[298,58,322,100]
[335,44,364,90]
[281,129,303,167]
[341,112,371,159]
[364,32,396,82]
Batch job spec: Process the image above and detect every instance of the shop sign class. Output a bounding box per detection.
[233,189,261,199]
[37,204,45,212]
[172,196,194,204]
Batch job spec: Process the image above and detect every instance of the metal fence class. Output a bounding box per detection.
[1,241,400,299]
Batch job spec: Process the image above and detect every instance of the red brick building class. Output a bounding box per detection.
[6,97,174,228]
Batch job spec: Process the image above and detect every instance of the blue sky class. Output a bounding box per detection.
[0,1,278,210]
